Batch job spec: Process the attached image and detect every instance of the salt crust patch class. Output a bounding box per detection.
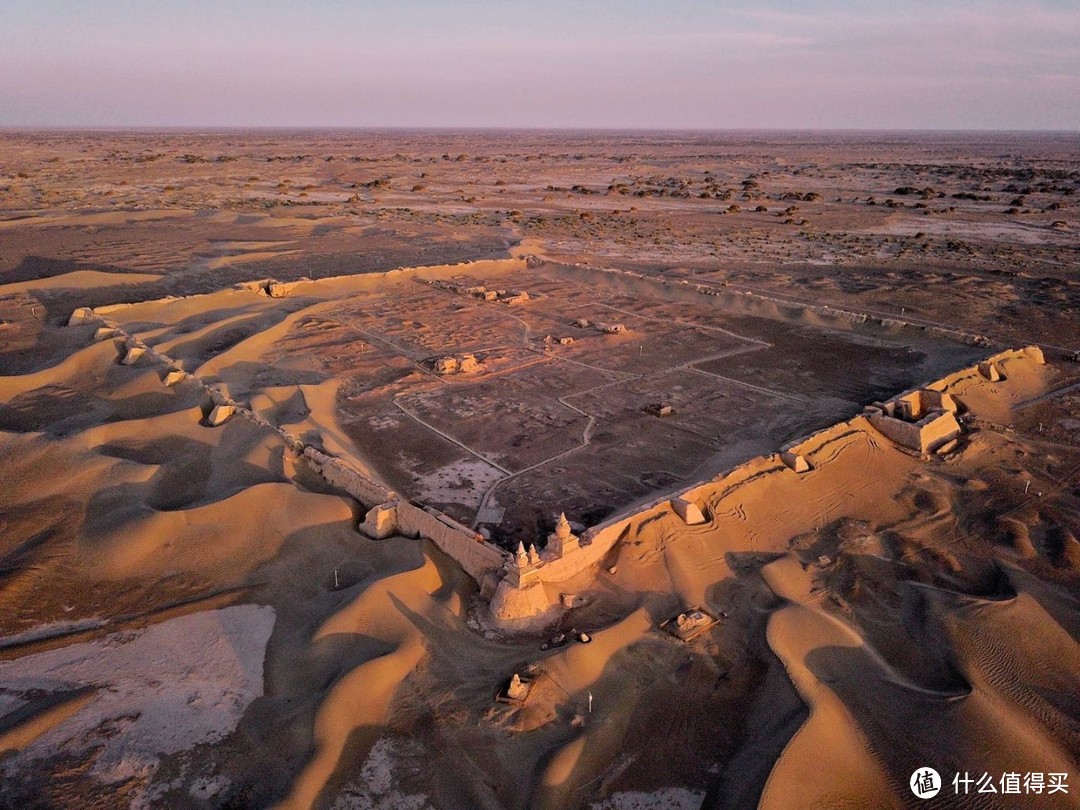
[188,773,232,801]
[411,459,504,508]
[591,788,706,810]
[0,604,274,788]
[0,693,26,717]
[331,738,431,810]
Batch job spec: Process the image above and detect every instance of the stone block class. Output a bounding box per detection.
[120,345,146,366]
[671,497,707,525]
[67,307,96,326]
[781,452,811,473]
[359,502,399,540]
[459,354,482,373]
[205,404,236,427]
[267,281,302,298]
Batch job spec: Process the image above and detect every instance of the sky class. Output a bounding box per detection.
[1,0,1078,129]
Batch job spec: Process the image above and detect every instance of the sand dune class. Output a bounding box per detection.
[280,557,453,810]
[3,276,1078,810]
[0,269,162,294]
[197,250,302,271]
[0,210,195,230]
[760,597,899,809]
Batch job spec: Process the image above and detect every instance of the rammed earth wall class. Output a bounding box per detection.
[67,256,1051,632]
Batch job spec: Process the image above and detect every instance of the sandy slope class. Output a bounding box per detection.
[0,250,1078,807]
[0,605,274,805]
[0,130,1075,807]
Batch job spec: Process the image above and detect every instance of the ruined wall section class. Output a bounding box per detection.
[545,261,992,348]
[68,304,511,586]
[488,345,1050,627]
[862,346,1043,453]
[295,448,507,582]
[865,410,961,453]
[395,503,506,581]
[302,448,394,507]
[866,412,931,453]
[70,264,1052,633]
[926,345,1045,392]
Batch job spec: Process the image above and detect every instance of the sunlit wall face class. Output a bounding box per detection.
[2,0,1077,129]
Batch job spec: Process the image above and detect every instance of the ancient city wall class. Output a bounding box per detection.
[302,448,395,508]
[859,345,1043,453]
[70,302,512,587]
[533,421,863,593]
[537,522,633,583]
[866,412,930,452]
[543,260,992,348]
[497,345,1047,617]
[79,257,532,318]
[926,345,1045,392]
[296,447,508,583]
[69,263,1052,633]
[394,501,506,581]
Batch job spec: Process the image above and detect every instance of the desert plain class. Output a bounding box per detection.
[0,129,1078,809]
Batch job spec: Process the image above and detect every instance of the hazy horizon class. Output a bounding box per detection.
[3,1,1079,130]
[2,125,1079,134]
